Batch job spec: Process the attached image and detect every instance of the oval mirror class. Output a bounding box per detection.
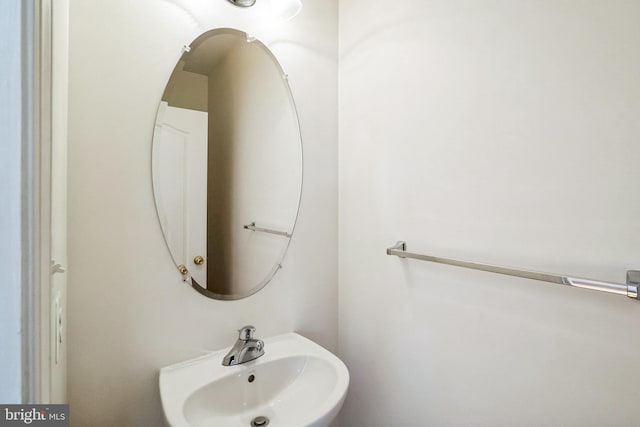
[152,28,303,300]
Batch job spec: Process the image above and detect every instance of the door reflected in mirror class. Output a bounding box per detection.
[152,28,302,300]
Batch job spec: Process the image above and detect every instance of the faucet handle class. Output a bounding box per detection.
[238,325,256,341]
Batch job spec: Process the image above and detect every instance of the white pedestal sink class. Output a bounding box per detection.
[159,333,349,427]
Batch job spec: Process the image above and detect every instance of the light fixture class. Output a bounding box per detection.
[225,0,302,22]
[227,0,256,7]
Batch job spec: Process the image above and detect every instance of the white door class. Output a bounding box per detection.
[152,102,208,285]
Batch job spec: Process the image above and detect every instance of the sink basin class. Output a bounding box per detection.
[159,332,349,427]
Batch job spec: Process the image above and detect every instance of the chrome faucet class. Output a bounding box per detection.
[222,325,265,366]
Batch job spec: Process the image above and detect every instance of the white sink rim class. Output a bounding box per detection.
[159,332,349,427]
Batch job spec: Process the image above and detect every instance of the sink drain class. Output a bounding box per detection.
[250,416,269,426]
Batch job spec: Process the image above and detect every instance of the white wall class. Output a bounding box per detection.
[339,1,640,426]
[207,40,302,294]
[67,0,337,425]
[0,0,23,404]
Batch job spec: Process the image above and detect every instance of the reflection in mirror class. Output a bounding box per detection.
[152,28,302,300]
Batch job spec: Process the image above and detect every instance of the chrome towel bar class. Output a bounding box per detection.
[386,241,640,300]
[243,222,292,238]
